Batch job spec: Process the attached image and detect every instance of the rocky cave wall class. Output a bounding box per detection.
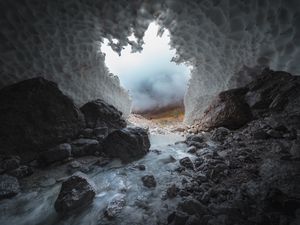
[0,0,300,122]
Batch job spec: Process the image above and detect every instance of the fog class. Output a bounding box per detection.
[101,22,190,112]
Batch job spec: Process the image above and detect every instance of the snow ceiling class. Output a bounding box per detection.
[0,0,299,123]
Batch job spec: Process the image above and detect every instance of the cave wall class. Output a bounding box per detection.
[156,0,300,124]
[0,0,300,122]
[0,0,142,117]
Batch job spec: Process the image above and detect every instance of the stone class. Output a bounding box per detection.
[54,172,96,214]
[266,129,282,138]
[187,141,208,149]
[167,184,178,198]
[0,77,84,154]
[8,165,33,178]
[210,127,231,143]
[104,194,126,219]
[159,155,177,164]
[195,173,208,183]
[0,155,20,172]
[71,139,100,157]
[187,146,197,154]
[0,174,20,200]
[290,140,300,158]
[40,177,56,187]
[141,175,156,188]
[177,198,208,216]
[133,164,146,171]
[102,127,150,163]
[195,88,253,131]
[69,161,82,169]
[80,128,94,138]
[185,215,202,225]
[80,99,126,131]
[246,70,300,114]
[252,130,270,140]
[179,157,194,170]
[186,134,205,143]
[39,143,71,164]
[169,211,189,225]
[94,127,109,138]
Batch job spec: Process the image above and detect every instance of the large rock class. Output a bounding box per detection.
[0,174,20,200]
[71,138,100,157]
[102,127,150,163]
[39,143,72,164]
[104,194,126,218]
[245,69,300,116]
[0,77,84,154]
[54,172,96,214]
[80,99,126,131]
[195,88,253,131]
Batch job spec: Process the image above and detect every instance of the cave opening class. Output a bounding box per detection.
[100,22,191,128]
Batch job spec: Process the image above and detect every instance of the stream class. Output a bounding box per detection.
[0,133,194,225]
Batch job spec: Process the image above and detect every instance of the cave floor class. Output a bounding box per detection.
[0,132,193,225]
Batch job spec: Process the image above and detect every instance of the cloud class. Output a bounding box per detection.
[101,22,190,112]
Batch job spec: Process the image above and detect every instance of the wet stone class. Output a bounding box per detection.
[40,143,72,164]
[141,175,156,188]
[0,174,20,200]
[187,146,197,154]
[80,128,94,138]
[133,164,146,171]
[179,157,194,170]
[0,156,20,172]
[8,165,33,178]
[71,138,100,157]
[54,172,96,214]
[104,194,126,219]
[167,184,179,199]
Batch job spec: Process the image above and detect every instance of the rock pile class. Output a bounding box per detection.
[168,69,300,225]
[0,77,150,202]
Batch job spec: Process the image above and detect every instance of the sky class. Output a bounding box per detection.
[101,22,190,112]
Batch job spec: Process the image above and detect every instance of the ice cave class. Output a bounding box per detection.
[0,1,300,225]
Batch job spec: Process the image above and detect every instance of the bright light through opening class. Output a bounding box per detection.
[101,22,190,113]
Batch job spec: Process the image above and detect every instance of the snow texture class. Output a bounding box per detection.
[0,0,299,121]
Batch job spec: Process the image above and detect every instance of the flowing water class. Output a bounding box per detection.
[0,133,194,225]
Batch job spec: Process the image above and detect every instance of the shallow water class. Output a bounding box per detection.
[0,133,192,225]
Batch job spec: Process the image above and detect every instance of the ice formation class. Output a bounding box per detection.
[0,0,299,122]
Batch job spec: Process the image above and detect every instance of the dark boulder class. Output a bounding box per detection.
[54,172,96,214]
[0,77,84,154]
[71,139,100,157]
[177,198,209,216]
[195,88,252,131]
[39,143,72,164]
[0,155,20,173]
[102,127,150,163]
[210,127,231,143]
[245,69,300,115]
[8,165,33,178]
[141,175,157,188]
[0,174,20,200]
[104,194,126,219]
[179,157,194,170]
[80,99,126,131]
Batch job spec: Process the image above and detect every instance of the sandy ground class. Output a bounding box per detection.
[127,114,188,135]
